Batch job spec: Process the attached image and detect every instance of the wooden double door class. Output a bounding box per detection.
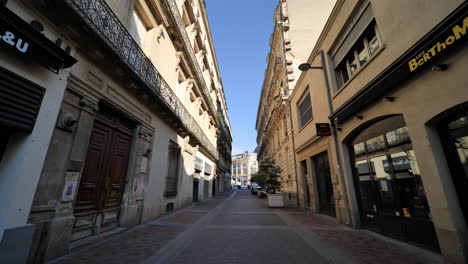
[72,105,134,241]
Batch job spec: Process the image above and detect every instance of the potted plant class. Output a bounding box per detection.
[254,159,284,207]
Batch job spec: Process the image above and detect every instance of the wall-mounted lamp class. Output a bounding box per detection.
[353,115,363,120]
[298,63,323,71]
[381,96,395,102]
[431,64,448,72]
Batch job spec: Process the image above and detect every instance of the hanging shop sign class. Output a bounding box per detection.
[316,123,332,136]
[0,5,77,73]
[330,3,468,124]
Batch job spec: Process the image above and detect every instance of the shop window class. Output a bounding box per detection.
[365,135,385,153]
[350,115,437,250]
[355,160,374,212]
[335,21,381,88]
[353,142,366,156]
[297,90,313,128]
[164,141,181,197]
[440,110,468,227]
[386,126,410,146]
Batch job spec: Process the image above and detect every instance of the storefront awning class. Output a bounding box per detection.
[0,5,77,73]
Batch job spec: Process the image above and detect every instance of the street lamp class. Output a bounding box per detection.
[298,63,322,71]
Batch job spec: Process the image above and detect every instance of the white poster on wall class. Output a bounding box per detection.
[62,172,80,202]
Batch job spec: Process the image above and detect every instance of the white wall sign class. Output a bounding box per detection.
[62,172,80,202]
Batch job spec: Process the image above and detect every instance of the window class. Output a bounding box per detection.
[386,126,410,146]
[297,91,313,128]
[129,10,148,49]
[336,60,349,89]
[284,116,288,136]
[164,141,181,197]
[335,21,381,88]
[277,128,280,146]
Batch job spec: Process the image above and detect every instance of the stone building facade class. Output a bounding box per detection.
[290,0,468,262]
[255,0,335,205]
[0,0,231,262]
[231,151,258,186]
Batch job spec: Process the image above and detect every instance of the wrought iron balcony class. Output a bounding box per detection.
[64,0,218,160]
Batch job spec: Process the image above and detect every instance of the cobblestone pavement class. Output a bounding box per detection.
[52,189,443,264]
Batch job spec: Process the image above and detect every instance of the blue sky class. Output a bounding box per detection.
[206,0,278,155]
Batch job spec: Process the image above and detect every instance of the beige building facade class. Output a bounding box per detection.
[290,0,468,262]
[256,0,335,205]
[232,151,258,186]
[0,0,231,262]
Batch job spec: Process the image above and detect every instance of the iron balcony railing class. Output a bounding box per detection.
[65,0,218,160]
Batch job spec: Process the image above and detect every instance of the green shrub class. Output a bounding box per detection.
[251,158,282,194]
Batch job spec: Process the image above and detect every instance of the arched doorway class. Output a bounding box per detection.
[437,104,468,230]
[349,115,439,251]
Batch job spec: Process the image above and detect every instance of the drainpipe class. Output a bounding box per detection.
[318,50,352,225]
[287,101,300,206]
[277,7,301,207]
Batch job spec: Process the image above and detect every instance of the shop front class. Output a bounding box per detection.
[349,115,438,250]
[328,2,468,261]
[0,2,77,263]
[437,103,468,233]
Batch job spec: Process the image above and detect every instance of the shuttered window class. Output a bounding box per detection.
[297,91,313,128]
[164,141,181,197]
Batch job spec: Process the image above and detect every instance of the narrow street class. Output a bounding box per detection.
[52,189,441,264]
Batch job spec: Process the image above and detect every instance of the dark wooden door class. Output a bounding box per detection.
[300,160,311,208]
[101,130,132,231]
[313,152,336,217]
[72,105,134,241]
[193,180,199,202]
[212,178,216,197]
